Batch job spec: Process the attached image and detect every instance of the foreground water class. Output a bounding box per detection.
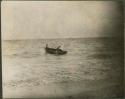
[2,38,123,98]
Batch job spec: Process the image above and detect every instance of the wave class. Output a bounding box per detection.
[87,52,119,59]
[3,51,42,58]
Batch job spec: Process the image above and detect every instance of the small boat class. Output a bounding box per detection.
[45,45,67,55]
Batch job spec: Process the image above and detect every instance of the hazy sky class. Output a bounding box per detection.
[2,1,123,40]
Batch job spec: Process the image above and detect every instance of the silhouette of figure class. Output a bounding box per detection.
[46,44,48,48]
[57,46,61,50]
[56,46,61,52]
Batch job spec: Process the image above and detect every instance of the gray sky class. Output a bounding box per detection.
[2,1,123,40]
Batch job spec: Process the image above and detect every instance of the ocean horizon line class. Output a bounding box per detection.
[2,36,122,41]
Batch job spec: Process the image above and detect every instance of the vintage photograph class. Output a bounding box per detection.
[1,1,124,99]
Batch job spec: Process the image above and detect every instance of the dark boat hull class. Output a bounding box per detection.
[45,47,67,55]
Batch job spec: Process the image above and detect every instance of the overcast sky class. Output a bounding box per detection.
[2,1,123,40]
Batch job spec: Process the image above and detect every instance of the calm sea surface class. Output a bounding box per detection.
[2,38,123,98]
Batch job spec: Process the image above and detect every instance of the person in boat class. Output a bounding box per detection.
[46,44,48,48]
[56,46,62,52]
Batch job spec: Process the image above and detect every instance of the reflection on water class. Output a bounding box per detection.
[2,38,123,98]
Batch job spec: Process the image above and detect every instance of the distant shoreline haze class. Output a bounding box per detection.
[2,36,123,41]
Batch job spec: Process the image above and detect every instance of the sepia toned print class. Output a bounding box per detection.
[1,1,124,99]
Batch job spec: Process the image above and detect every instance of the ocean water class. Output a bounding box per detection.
[2,38,123,98]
